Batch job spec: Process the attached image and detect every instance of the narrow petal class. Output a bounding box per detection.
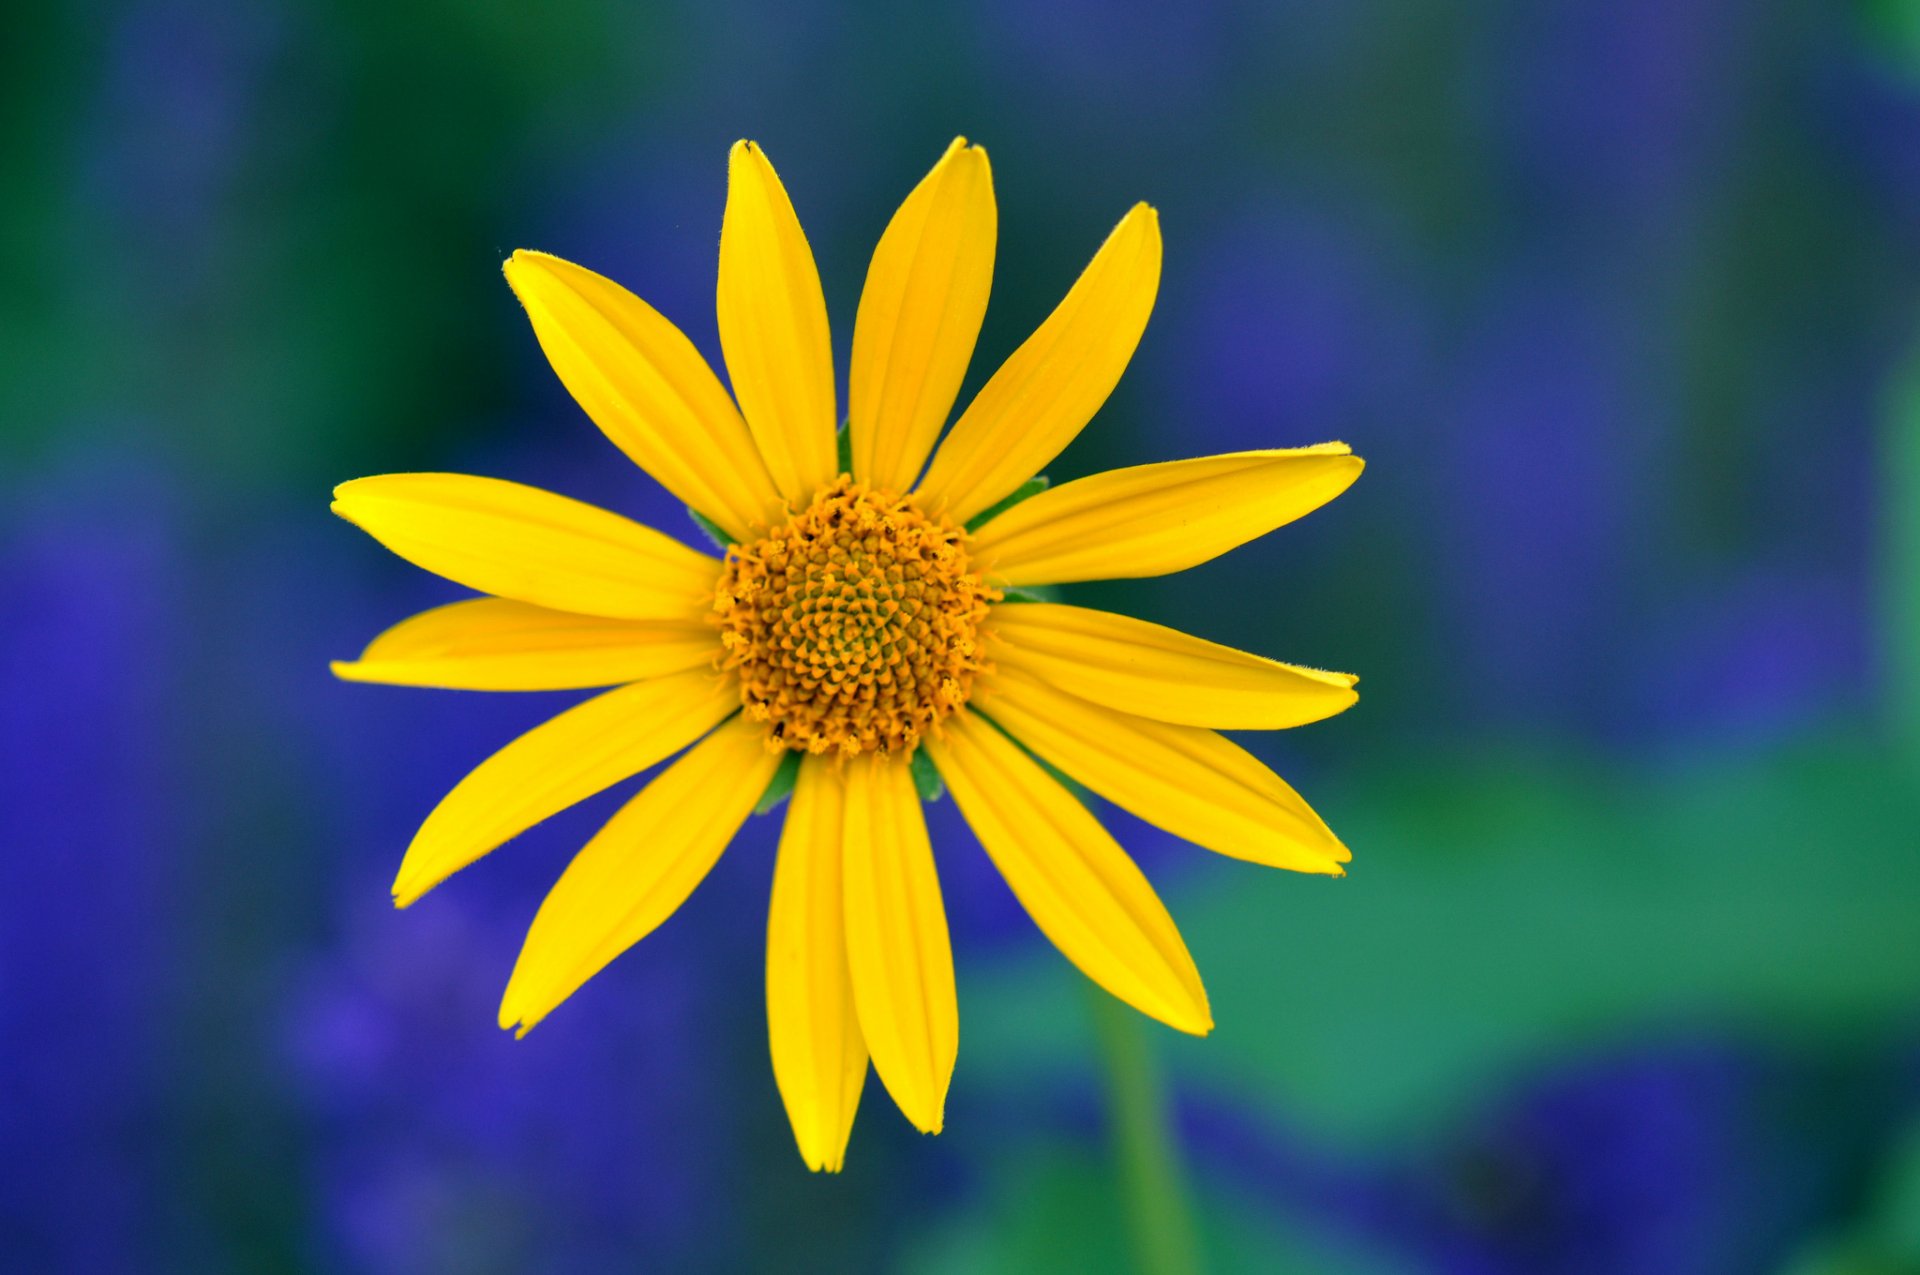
[391,669,737,906]
[848,138,996,492]
[841,755,958,1134]
[333,474,715,621]
[988,603,1357,730]
[923,712,1210,1035]
[718,141,838,504]
[499,715,780,1034]
[504,250,784,539]
[971,446,1363,586]
[915,203,1161,525]
[767,757,868,1172]
[331,598,719,691]
[975,667,1348,874]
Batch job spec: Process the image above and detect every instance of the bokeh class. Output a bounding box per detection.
[5,1,1920,1271]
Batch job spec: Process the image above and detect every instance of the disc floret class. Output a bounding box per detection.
[714,477,994,756]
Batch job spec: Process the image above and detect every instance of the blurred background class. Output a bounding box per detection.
[5,0,1920,1271]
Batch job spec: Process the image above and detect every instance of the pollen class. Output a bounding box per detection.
[713,477,996,757]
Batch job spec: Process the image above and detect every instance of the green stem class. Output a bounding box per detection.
[1087,986,1204,1275]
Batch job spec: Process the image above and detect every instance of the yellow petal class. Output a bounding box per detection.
[975,667,1348,874]
[391,669,737,907]
[504,250,784,540]
[767,757,868,1172]
[331,598,719,691]
[841,755,957,1134]
[717,141,838,504]
[332,474,716,622]
[499,715,780,1034]
[971,445,1363,586]
[923,711,1210,1035]
[848,138,996,492]
[989,603,1357,730]
[915,203,1161,525]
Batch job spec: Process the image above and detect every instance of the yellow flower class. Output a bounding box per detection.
[331,137,1362,1172]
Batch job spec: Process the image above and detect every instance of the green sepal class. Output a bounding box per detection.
[965,476,1050,533]
[910,748,945,803]
[687,506,732,551]
[997,584,1063,605]
[754,750,803,814]
[837,419,853,475]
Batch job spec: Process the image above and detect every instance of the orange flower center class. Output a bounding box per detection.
[713,477,995,756]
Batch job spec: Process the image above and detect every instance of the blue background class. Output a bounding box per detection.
[5,1,1920,1270]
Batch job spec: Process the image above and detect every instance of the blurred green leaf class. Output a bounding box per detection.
[1859,0,1920,77]
[957,738,1920,1146]
[1887,346,1920,770]
[900,1137,1417,1275]
[1785,1119,1920,1273]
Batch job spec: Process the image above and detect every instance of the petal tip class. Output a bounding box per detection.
[501,248,541,285]
[498,993,540,1037]
[497,990,538,1035]
[390,864,432,909]
[329,481,373,519]
[1150,1004,1213,1037]
[1166,992,1214,1037]
[958,141,991,177]
[802,1147,847,1174]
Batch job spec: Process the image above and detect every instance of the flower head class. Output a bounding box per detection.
[713,476,994,756]
[332,137,1363,1171]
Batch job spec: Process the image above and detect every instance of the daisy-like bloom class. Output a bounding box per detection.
[332,138,1363,1172]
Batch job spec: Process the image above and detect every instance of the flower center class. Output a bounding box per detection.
[713,477,994,756]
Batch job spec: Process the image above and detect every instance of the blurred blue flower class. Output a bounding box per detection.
[249,441,751,1271]
[1192,1035,1890,1275]
[87,0,280,266]
[280,886,742,1274]
[1483,0,1743,242]
[0,451,188,1269]
[1407,1040,1867,1275]
[1149,197,1426,456]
